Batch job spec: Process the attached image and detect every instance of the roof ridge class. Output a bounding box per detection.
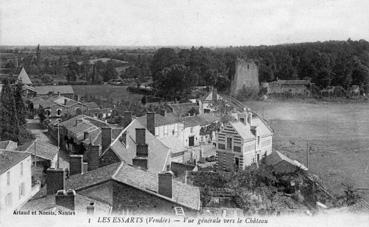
[112,162,125,179]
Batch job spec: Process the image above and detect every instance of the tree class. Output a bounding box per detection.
[151,48,180,79]
[14,83,27,126]
[154,64,194,100]
[0,80,20,142]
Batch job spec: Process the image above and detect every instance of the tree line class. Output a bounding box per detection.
[150,39,369,99]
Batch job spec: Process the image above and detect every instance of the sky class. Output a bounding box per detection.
[1,0,369,46]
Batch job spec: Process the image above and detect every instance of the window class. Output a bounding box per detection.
[257,136,260,145]
[45,109,51,116]
[190,127,193,133]
[155,128,159,136]
[240,118,245,123]
[5,193,12,206]
[164,126,168,136]
[20,162,23,176]
[19,182,25,199]
[226,137,232,150]
[7,171,10,185]
[233,146,241,152]
[56,109,62,116]
[218,143,225,150]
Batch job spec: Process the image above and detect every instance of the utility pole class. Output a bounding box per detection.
[57,120,60,169]
[306,141,310,169]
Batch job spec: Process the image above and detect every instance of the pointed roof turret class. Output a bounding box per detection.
[17,67,32,85]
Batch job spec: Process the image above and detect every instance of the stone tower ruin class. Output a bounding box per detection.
[230,58,259,97]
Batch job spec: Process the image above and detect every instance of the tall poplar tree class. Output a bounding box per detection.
[0,80,20,141]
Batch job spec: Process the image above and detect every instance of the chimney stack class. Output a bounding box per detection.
[123,111,132,127]
[212,87,218,101]
[132,157,148,170]
[133,128,149,169]
[87,144,100,171]
[146,112,155,135]
[101,127,112,151]
[86,202,95,215]
[247,113,252,125]
[158,171,173,198]
[84,131,89,140]
[135,128,148,157]
[46,168,66,195]
[69,155,87,175]
[75,118,83,126]
[55,189,76,211]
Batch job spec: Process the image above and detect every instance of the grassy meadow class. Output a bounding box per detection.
[244,100,369,201]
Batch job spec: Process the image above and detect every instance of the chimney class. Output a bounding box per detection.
[69,155,85,175]
[55,189,76,210]
[75,118,83,126]
[84,131,89,140]
[101,127,112,151]
[82,162,88,173]
[87,144,100,171]
[46,168,66,195]
[133,128,148,169]
[135,128,148,157]
[146,112,155,135]
[86,202,95,215]
[132,157,148,170]
[212,87,218,101]
[123,111,132,127]
[158,171,173,198]
[247,113,252,125]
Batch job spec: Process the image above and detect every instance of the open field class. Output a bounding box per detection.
[72,85,143,103]
[244,100,369,201]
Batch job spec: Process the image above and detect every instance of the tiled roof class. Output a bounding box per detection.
[113,163,201,210]
[61,115,122,146]
[251,115,273,137]
[137,113,180,127]
[265,151,308,171]
[104,119,170,173]
[34,85,74,95]
[0,150,30,175]
[17,140,58,161]
[169,103,199,115]
[66,162,121,190]
[182,114,220,128]
[271,80,310,85]
[22,192,112,214]
[229,121,255,141]
[64,162,201,211]
[84,102,99,110]
[0,140,17,150]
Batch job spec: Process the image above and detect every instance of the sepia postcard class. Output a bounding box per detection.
[0,0,369,227]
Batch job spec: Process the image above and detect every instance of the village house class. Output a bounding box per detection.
[22,162,201,215]
[0,150,38,215]
[100,118,172,173]
[267,79,312,96]
[30,95,108,120]
[216,110,273,171]
[33,85,74,99]
[16,140,59,169]
[136,112,219,164]
[198,88,222,114]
